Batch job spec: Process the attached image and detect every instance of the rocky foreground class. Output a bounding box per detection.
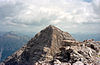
[0,25,100,65]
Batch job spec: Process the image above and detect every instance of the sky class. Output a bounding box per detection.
[0,0,100,33]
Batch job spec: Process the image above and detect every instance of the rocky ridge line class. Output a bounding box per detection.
[0,25,100,65]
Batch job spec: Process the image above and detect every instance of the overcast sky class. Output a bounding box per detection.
[0,0,100,33]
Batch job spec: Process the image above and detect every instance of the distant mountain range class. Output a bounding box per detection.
[0,31,30,62]
[71,33,100,41]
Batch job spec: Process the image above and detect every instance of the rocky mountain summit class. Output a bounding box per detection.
[1,25,100,65]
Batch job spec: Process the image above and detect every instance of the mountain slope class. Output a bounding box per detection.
[2,25,100,65]
[0,32,30,62]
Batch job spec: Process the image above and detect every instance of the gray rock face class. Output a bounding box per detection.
[1,25,100,65]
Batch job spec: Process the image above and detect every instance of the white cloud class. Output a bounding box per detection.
[11,0,99,24]
[92,0,100,17]
[0,0,100,33]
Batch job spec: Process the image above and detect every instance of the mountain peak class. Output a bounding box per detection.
[46,25,59,30]
[41,25,62,33]
[3,25,75,65]
[2,25,100,65]
[47,25,55,28]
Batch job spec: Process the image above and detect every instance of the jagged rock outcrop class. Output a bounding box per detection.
[1,25,100,65]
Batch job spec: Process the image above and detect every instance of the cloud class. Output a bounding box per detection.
[0,0,100,33]
[12,0,100,24]
[92,0,100,17]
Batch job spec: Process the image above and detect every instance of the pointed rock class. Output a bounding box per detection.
[3,25,75,65]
